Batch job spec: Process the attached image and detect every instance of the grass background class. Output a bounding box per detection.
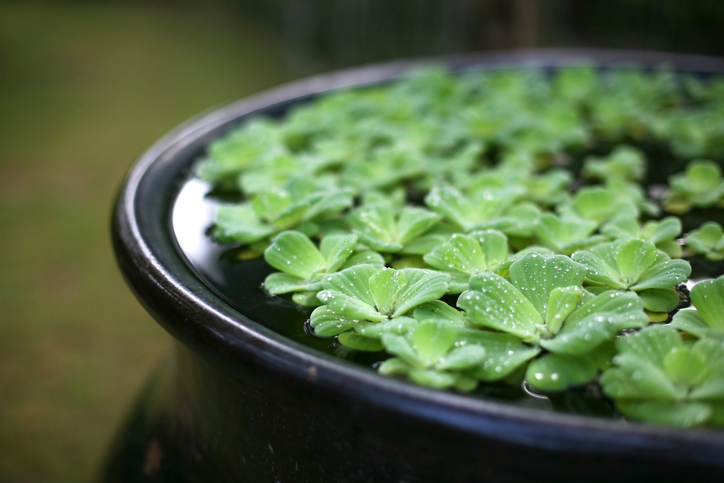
[0,3,287,481]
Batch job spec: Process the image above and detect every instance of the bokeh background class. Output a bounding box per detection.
[2,1,724,481]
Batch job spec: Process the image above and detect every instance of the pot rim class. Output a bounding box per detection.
[113,48,724,467]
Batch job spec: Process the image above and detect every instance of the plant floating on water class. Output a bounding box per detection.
[192,65,724,427]
[601,325,724,427]
[664,160,724,213]
[685,222,724,261]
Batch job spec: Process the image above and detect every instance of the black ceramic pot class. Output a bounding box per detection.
[105,49,724,482]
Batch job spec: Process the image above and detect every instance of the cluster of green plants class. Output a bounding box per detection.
[196,65,724,427]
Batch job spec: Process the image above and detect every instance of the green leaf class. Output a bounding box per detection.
[412,321,458,367]
[354,316,418,339]
[535,213,599,254]
[572,247,627,289]
[348,205,403,253]
[671,310,716,339]
[436,345,487,371]
[526,353,597,392]
[617,325,683,367]
[381,334,423,368]
[663,346,708,387]
[636,288,680,313]
[690,276,724,332]
[320,264,378,306]
[601,353,685,401]
[614,239,657,287]
[396,207,441,244]
[413,301,467,327]
[392,269,450,317]
[369,268,408,317]
[309,305,359,337]
[615,401,712,427]
[214,204,275,244]
[630,258,691,291]
[264,231,326,279]
[458,328,541,381]
[338,332,384,351]
[319,233,358,273]
[508,252,587,319]
[459,273,542,342]
[340,251,386,269]
[686,222,724,260]
[292,291,323,306]
[378,357,411,376]
[541,291,647,355]
[263,272,308,294]
[468,229,509,265]
[316,289,384,321]
[408,369,459,389]
[423,234,488,274]
[252,189,291,221]
[545,286,583,335]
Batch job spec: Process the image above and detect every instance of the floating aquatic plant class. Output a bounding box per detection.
[601,325,724,427]
[685,222,724,261]
[194,65,724,427]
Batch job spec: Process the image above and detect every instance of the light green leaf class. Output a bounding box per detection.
[509,252,587,319]
[616,325,683,367]
[468,229,509,266]
[412,321,458,367]
[526,353,597,392]
[535,214,598,254]
[215,204,275,244]
[459,273,541,342]
[615,401,712,427]
[309,305,359,337]
[458,328,541,381]
[316,290,384,322]
[396,207,441,244]
[423,234,488,274]
[381,334,423,368]
[264,231,326,279]
[664,346,708,387]
[319,233,358,273]
[320,264,378,306]
[408,369,459,389]
[614,239,657,287]
[354,316,418,339]
[686,222,724,260]
[572,248,626,289]
[263,272,308,294]
[340,251,386,269]
[601,353,685,401]
[436,345,487,371]
[369,268,408,317]
[338,332,384,351]
[392,269,450,317]
[378,357,411,376]
[545,286,583,335]
[292,291,323,306]
[424,185,477,230]
[541,291,647,355]
[630,259,690,291]
[348,205,403,252]
[690,276,724,332]
[671,310,715,339]
[636,288,680,313]
[413,301,467,327]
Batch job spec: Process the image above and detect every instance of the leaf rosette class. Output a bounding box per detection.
[671,275,724,340]
[601,325,724,427]
[685,222,724,261]
[572,239,691,316]
[457,252,648,391]
[263,231,384,305]
[309,265,450,349]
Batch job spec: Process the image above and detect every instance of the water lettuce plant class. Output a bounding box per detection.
[193,65,724,428]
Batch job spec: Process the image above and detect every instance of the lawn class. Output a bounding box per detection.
[0,3,288,481]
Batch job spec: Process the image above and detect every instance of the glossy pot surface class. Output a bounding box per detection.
[106,49,724,482]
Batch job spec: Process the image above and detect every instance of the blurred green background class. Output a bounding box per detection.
[1,1,724,481]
